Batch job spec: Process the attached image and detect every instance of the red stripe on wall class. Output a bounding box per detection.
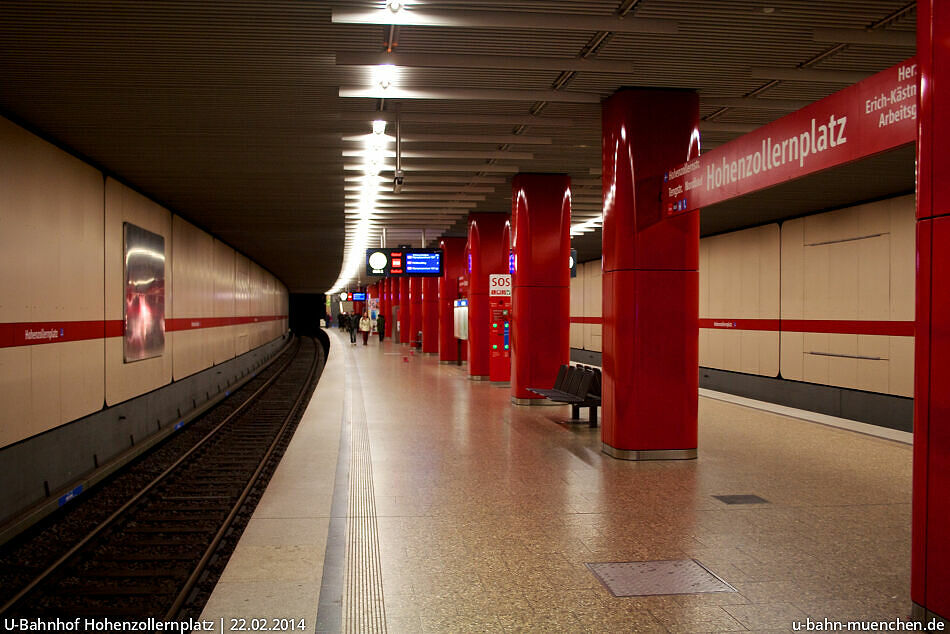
[569,316,603,324]
[698,318,779,331]
[0,320,106,348]
[699,318,914,336]
[780,319,915,336]
[570,316,915,336]
[0,315,287,349]
[165,315,286,331]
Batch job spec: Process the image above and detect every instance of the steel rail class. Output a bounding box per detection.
[0,337,306,615]
[165,337,321,618]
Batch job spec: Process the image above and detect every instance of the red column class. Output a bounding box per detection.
[510,174,571,403]
[373,281,382,334]
[913,1,950,621]
[409,276,423,348]
[384,278,394,338]
[422,277,439,354]
[398,276,410,344]
[467,213,509,380]
[439,237,466,363]
[601,89,700,461]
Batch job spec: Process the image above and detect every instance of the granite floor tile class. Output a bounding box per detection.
[213,332,915,631]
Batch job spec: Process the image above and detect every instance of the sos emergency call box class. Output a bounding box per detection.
[488,274,511,382]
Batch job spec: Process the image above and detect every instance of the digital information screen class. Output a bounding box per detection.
[365,248,441,277]
[351,292,366,301]
[405,249,442,276]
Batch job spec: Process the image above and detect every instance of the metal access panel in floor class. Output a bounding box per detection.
[713,494,770,505]
[586,559,737,597]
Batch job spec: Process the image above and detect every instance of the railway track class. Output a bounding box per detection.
[0,335,323,620]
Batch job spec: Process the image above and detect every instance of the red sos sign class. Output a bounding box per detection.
[489,274,511,296]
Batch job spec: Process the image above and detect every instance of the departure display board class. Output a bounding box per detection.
[405,249,442,276]
[365,248,442,277]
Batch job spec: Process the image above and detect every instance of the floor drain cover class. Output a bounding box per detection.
[713,494,769,505]
[586,559,736,597]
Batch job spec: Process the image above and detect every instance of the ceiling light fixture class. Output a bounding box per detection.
[375,64,396,89]
[386,0,404,13]
[327,120,391,294]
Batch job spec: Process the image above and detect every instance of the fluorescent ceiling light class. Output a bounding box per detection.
[374,64,396,89]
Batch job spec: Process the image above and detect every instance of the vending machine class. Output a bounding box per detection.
[488,274,511,382]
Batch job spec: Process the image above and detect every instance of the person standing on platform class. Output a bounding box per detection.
[376,313,385,343]
[347,313,358,345]
[359,311,371,346]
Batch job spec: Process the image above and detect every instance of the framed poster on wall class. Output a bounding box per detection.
[123,222,166,362]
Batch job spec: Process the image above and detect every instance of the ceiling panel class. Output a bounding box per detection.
[0,0,918,292]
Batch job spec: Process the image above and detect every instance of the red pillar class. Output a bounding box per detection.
[510,174,571,403]
[913,1,950,621]
[601,89,700,461]
[384,278,394,338]
[409,276,423,348]
[398,276,410,344]
[373,280,386,330]
[439,237,466,363]
[422,277,439,354]
[467,213,509,380]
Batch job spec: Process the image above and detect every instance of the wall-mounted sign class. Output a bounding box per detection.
[405,249,443,275]
[123,222,166,363]
[351,292,366,301]
[661,58,918,215]
[570,248,577,278]
[365,248,441,276]
[365,249,405,276]
[453,299,469,340]
[489,274,511,297]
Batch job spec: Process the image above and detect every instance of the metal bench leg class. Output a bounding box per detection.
[588,405,598,428]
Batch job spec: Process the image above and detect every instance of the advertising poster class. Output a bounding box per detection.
[123,223,166,362]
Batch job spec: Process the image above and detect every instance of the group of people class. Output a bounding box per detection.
[336,311,386,346]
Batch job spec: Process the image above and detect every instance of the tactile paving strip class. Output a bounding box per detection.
[342,360,388,633]
[586,559,737,597]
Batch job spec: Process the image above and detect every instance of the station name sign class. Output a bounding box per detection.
[662,58,918,215]
[366,248,443,277]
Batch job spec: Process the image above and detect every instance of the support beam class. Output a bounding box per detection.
[336,51,637,74]
[342,133,553,145]
[336,112,579,127]
[749,66,872,83]
[342,149,535,160]
[331,8,678,35]
[344,163,520,172]
[700,96,813,110]
[339,86,602,103]
[813,27,916,47]
[346,175,506,184]
[345,193,487,201]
